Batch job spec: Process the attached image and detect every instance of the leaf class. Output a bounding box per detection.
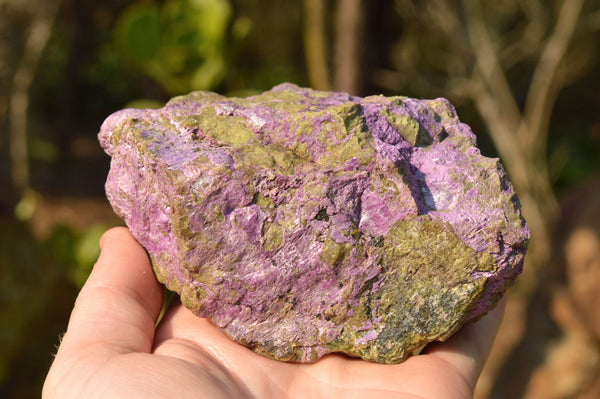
[73,224,108,288]
[112,0,233,94]
[191,56,226,90]
[191,0,231,41]
[113,3,161,63]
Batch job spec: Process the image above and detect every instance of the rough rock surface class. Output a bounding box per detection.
[99,83,529,364]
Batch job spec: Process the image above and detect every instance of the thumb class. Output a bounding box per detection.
[59,227,164,356]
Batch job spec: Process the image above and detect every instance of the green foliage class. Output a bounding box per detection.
[113,0,234,95]
[0,220,84,398]
[14,191,38,222]
[0,223,59,385]
[114,3,161,62]
[46,223,109,289]
[73,224,107,286]
[550,126,600,197]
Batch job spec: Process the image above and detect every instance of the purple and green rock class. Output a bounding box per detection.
[99,83,529,364]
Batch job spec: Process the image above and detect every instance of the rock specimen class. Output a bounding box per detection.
[99,83,529,364]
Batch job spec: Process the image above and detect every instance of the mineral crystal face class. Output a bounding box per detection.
[99,83,529,364]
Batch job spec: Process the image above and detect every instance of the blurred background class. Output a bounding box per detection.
[1,0,599,397]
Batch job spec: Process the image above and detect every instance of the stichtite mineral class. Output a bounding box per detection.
[99,83,529,364]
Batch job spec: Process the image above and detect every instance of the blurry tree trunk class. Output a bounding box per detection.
[9,0,61,194]
[303,0,332,90]
[303,0,365,94]
[333,0,363,95]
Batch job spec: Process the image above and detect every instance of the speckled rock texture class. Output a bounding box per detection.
[99,83,529,364]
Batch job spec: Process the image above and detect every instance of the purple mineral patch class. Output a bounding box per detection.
[99,83,529,364]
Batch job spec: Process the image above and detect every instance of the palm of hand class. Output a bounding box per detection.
[44,228,503,399]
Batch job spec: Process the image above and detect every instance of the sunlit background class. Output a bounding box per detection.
[1,1,599,398]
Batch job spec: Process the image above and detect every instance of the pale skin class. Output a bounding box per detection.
[43,227,505,399]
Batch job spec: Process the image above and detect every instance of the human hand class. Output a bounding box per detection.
[43,227,505,399]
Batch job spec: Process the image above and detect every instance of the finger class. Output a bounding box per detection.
[423,297,507,390]
[60,227,164,355]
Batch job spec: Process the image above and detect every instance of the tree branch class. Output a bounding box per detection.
[522,0,584,150]
[464,0,523,136]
